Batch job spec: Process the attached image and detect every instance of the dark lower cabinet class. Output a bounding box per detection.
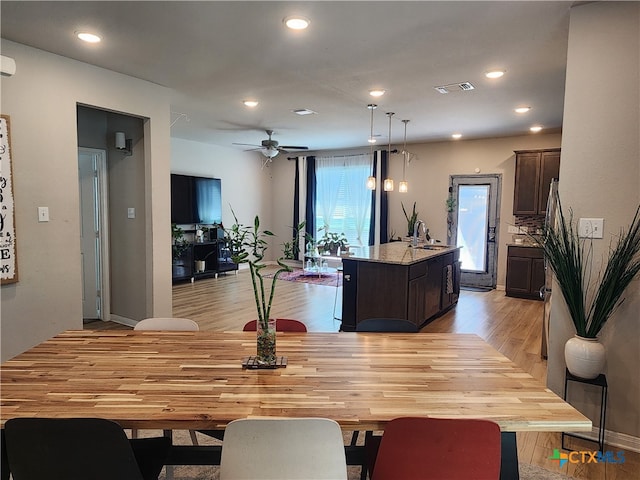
[506,246,544,300]
[341,248,461,331]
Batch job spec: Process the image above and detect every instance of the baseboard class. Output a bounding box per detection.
[567,426,640,453]
[108,315,137,328]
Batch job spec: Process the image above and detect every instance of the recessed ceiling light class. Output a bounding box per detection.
[485,70,505,79]
[530,125,543,133]
[292,108,316,116]
[243,100,259,108]
[284,16,310,30]
[368,137,377,144]
[369,89,386,97]
[76,31,101,43]
[515,106,531,114]
[451,133,462,139]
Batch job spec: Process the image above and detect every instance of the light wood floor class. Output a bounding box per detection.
[89,267,638,479]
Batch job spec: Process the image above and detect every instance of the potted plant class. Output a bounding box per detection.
[226,209,292,365]
[537,190,640,379]
[402,201,419,238]
[281,220,306,265]
[317,229,348,256]
[172,224,190,262]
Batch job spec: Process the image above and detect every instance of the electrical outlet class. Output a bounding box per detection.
[579,218,604,239]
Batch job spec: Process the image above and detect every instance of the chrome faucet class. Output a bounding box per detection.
[412,220,425,247]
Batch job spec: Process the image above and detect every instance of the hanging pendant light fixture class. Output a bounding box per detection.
[399,119,410,193]
[383,112,395,192]
[366,104,377,190]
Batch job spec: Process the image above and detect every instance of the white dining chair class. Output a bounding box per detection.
[220,418,348,480]
[132,317,200,448]
[133,317,199,331]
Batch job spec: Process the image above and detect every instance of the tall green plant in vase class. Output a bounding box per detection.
[226,209,292,365]
[538,190,640,379]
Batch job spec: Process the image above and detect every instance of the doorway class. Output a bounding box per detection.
[78,148,110,321]
[448,174,501,289]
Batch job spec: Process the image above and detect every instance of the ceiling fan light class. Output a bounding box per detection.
[261,146,279,158]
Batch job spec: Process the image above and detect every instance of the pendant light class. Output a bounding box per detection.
[399,119,409,193]
[384,112,395,191]
[366,104,377,190]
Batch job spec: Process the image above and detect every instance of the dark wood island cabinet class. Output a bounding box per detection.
[341,243,461,331]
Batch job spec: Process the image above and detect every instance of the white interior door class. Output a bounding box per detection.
[449,174,501,289]
[78,148,108,320]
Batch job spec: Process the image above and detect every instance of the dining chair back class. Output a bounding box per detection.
[220,417,347,480]
[242,318,308,332]
[133,317,200,447]
[3,417,170,480]
[134,317,199,331]
[370,417,501,480]
[356,318,418,333]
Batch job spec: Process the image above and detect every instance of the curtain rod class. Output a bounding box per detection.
[287,149,397,160]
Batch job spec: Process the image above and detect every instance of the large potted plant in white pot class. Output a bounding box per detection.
[539,190,640,379]
[226,209,292,366]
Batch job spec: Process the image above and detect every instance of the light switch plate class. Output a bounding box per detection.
[37,206,49,222]
[127,207,136,219]
[579,218,604,238]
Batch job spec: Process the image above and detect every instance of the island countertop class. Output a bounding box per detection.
[346,241,460,265]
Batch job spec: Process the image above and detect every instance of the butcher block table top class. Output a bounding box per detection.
[0,330,591,433]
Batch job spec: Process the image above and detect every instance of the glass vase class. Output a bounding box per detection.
[256,318,276,365]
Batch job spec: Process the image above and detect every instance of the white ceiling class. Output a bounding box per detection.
[1,1,572,153]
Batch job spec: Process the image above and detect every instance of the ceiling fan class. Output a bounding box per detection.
[233,130,309,167]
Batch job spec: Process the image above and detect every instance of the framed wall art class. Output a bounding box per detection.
[1,114,18,284]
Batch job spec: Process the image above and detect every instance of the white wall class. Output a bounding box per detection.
[548,2,639,440]
[0,40,172,361]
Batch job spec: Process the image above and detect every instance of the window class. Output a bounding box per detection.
[315,155,372,246]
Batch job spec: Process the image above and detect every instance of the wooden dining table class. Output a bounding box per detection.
[1,330,591,478]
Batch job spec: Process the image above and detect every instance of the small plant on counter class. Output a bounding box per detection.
[402,201,419,237]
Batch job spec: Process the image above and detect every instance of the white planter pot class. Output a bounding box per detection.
[195,260,206,273]
[564,335,605,379]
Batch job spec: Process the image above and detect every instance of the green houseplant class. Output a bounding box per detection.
[317,229,348,255]
[402,201,419,237]
[226,209,292,365]
[538,190,640,378]
[171,224,189,262]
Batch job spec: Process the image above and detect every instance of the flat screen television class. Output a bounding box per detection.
[171,174,222,225]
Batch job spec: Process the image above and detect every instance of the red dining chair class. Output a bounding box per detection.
[242,319,308,332]
[369,417,501,480]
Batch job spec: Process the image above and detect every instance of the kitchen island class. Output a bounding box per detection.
[341,242,461,331]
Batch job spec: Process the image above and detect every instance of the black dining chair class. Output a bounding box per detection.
[354,317,418,479]
[3,417,170,480]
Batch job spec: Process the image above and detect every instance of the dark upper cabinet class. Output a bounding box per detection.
[513,149,560,215]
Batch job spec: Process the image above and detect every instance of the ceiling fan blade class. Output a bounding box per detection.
[233,142,262,147]
[279,145,309,150]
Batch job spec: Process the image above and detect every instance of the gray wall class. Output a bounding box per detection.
[548,2,639,441]
[0,40,172,362]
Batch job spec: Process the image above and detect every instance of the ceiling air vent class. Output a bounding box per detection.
[433,82,476,94]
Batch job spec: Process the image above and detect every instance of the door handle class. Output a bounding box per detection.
[487,226,496,242]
